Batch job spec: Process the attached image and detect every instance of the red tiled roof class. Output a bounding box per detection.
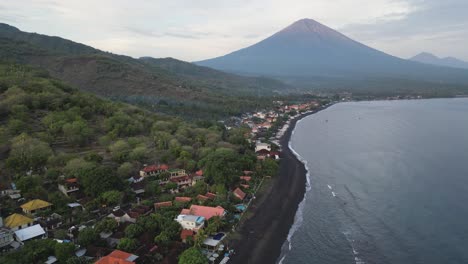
[142,164,169,173]
[95,250,136,264]
[154,201,172,209]
[240,184,250,189]
[65,178,78,183]
[175,197,192,203]
[180,209,190,215]
[180,229,195,241]
[205,192,216,200]
[233,188,246,200]
[185,205,225,220]
[197,194,209,201]
[240,176,252,182]
[256,149,271,155]
[196,170,203,176]
[243,171,253,175]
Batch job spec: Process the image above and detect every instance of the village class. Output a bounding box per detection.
[0,100,323,264]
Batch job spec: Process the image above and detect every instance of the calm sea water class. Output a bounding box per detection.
[280,98,468,264]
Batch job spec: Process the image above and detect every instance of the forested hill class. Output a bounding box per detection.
[0,23,289,119]
[0,62,249,185]
[0,62,265,263]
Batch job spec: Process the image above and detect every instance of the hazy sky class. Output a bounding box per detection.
[1,0,467,61]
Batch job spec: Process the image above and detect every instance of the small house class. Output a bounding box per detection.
[95,249,138,264]
[4,213,34,231]
[180,205,226,220]
[14,224,46,242]
[175,197,192,203]
[20,199,52,215]
[175,215,205,231]
[233,188,246,200]
[180,229,195,243]
[154,201,172,210]
[58,178,80,197]
[139,164,169,177]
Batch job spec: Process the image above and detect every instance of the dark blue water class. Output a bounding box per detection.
[281,99,468,264]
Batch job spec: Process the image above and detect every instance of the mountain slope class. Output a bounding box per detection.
[139,57,293,94]
[0,23,288,118]
[410,52,468,70]
[196,19,468,90]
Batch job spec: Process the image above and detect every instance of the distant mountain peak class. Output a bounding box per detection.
[412,52,439,60]
[276,18,344,38]
[410,52,468,70]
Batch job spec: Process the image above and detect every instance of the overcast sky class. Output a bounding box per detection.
[1,0,467,61]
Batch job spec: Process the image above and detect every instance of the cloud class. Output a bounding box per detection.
[341,0,468,59]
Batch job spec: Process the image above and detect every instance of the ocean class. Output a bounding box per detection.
[279,98,468,264]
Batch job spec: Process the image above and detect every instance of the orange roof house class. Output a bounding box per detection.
[180,229,195,243]
[240,176,252,182]
[95,250,138,264]
[233,188,246,200]
[154,201,172,210]
[205,192,216,200]
[196,194,209,201]
[180,205,225,220]
[175,197,192,203]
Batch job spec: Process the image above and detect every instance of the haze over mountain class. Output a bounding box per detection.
[0,22,291,118]
[410,52,468,70]
[196,19,468,90]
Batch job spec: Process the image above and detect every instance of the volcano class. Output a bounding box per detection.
[196,19,468,89]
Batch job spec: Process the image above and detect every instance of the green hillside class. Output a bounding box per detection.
[0,62,271,263]
[0,23,290,119]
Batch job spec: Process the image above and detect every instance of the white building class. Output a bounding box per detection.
[255,142,271,153]
[175,215,205,231]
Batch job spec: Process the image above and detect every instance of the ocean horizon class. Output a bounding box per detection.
[280,98,468,264]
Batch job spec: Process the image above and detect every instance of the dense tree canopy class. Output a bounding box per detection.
[6,133,53,173]
[178,247,208,264]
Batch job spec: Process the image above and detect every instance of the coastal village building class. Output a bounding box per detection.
[180,229,195,243]
[95,249,139,264]
[255,142,271,153]
[20,199,52,215]
[233,188,246,200]
[58,178,80,197]
[107,209,136,224]
[0,227,14,250]
[14,224,46,242]
[180,205,226,220]
[4,213,34,231]
[139,164,169,177]
[37,213,63,231]
[168,169,187,177]
[175,197,192,203]
[175,215,205,231]
[154,201,172,210]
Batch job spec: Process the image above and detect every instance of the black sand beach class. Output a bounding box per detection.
[229,105,330,264]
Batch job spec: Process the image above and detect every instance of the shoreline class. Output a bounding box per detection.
[228,104,333,264]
